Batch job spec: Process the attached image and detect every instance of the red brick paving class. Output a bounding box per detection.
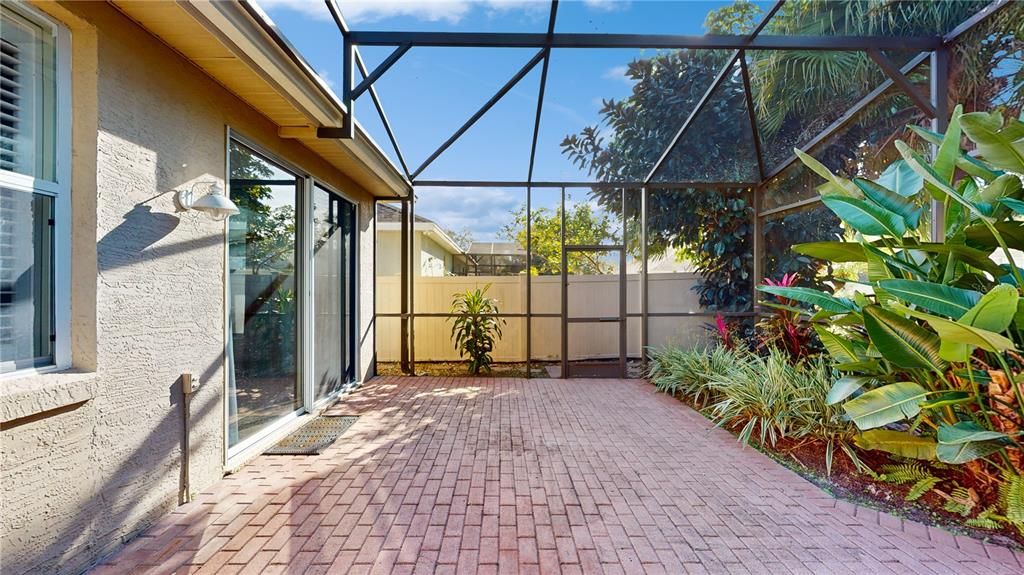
[91,377,1022,574]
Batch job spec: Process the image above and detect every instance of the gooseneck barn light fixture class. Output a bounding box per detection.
[174,181,239,220]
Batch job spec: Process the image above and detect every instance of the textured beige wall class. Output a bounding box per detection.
[0,2,378,574]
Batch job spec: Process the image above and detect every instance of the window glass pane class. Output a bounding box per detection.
[0,5,57,181]
[0,189,53,372]
[227,141,301,448]
[313,185,356,402]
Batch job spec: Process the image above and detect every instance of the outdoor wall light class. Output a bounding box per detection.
[174,182,239,220]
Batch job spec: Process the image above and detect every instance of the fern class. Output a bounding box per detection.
[943,487,978,517]
[999,473,1024,524]
[966,507,1003,530]
[906,476,941,502]
[878,463,932,485]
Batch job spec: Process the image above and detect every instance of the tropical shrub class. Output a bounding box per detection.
[756,273,818,361]
[448,285,506,375]
[759,105,1024,530]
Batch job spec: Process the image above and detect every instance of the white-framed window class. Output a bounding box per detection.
[0,2,71,375]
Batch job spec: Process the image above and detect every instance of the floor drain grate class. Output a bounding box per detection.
[264,415,358,455]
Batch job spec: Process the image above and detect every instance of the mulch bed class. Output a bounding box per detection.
[674,393,1024,550]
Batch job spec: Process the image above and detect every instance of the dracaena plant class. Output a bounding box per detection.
[758,105,1024,531]
[448,285,506,375]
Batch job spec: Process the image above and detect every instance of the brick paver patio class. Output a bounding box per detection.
[92,377,1022,574]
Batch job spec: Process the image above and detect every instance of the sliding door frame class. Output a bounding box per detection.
[224,128,361,465]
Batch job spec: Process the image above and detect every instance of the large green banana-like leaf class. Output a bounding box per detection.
[822,195,906,237]
[906,125,1001,182]
[964,221,1024,251]
[980,174,1024,206]
[876,279,982,318]
[960,111,1024,173]
[873,159,924,197]
[826,376,872,405]
[959,284,1019,333]
[918,391,972,410]
[937,421,1013,444]
[814,325,862,363]
[1002,197,1024,215]
[794,149,860,196]
[862,305,945,371]
[896,242,1003,277]
[843,381,930,430]
[936,422,1010,464]
[937,440,1005,464]
[756,286,857,313]
[862,242,931,278]
[793,241,867,262]
[855,178,922,229]
[932,104,963,198]
[897,141,992,222]
[896,304,1017,361]
[834,359,884,374]
[854,429,937,460]
[863,244,897,282]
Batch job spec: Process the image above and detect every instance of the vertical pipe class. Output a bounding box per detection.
[526,186,532,378]
[930,47,950,242]
[640,187,648,374]
[560,186,568,378]
[400,199,409,373]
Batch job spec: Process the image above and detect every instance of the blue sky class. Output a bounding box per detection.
[257,0,765,240]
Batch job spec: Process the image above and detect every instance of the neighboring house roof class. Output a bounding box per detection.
[466,242,525,256]
[110,0,409,198]
[375,205,463,256]
[376,203,432,224]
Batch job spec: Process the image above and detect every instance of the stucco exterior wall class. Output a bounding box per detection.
[0,2,378,574]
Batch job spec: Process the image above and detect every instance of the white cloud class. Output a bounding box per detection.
[317,68,337,90]
[256,0,547,25]
[582,0,629,12]
[415,187,523,241]
[601,65,632,84]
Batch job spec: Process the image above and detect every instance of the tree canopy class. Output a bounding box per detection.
[500,199,616,275]
[559,0,1022,309]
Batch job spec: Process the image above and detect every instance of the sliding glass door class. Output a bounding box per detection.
[227,140,302,448]
[313,184,357,403]
[226,135,359,454]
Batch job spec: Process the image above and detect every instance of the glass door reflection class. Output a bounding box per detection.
[227,140,302,448]
[313,184,356,403]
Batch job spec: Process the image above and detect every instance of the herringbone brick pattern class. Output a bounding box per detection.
[91,377,1021,574]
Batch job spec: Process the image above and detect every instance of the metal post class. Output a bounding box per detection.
[930,47,950,242]
[751,186,764,311]
[618,190,627,379]
[559,186,567,379]
[342,36,355,139]
[400,199,410,373]
[640,187,648,374]
[526,186,532,378]
[409,191,416,373]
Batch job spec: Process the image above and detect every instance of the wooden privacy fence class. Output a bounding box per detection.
[376,273,712,362]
